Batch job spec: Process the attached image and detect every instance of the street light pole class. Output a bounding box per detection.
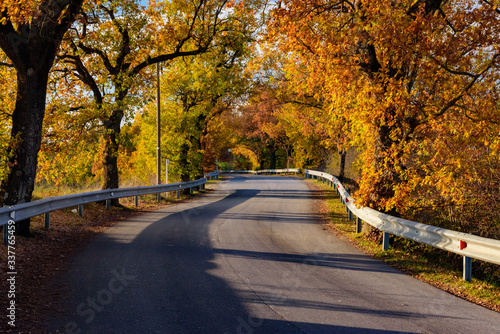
[156,62,161,186]
[156,62,161,202]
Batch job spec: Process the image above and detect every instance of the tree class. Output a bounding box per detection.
[54,0,259,197]
[0,0,85,235]
[268,0,500,218]
[130,32,253,189]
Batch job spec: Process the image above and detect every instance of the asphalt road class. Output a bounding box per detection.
[50,175,500,333]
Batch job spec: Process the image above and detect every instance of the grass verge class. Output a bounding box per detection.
[306,178,500,313]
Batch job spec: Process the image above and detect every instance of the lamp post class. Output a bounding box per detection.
[156,62,161,201]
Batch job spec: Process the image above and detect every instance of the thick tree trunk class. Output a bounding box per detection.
[1,69,49,235]
[101,130,120,190]
[0,0,86,235]
[101,109,124,206]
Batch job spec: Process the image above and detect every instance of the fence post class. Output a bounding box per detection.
[356,217,362,233]
[383,232,390,251]
[45,212,50,228]
[463,256,472,282]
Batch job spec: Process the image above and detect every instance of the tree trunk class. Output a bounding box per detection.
[0,68,49,235]
[0,0,86,235]
[101,109,124,206]
[338,148,346,183]
[269,144,276,169]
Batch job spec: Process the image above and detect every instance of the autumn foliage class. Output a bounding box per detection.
[1,0,500,240]
[261,0,500,237]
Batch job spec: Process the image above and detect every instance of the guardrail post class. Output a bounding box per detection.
[463,256,472,282]
[3,225,8,244]
[177,190,180,199]
[45,212,50,228]
[106,199,111,210]
[356,217,362,233]
[78,204,84,217]
[190,187,193,194]
[383,232,390,251]
[348,209,353,221]
[157,193,161,203]
[135,195,139,207]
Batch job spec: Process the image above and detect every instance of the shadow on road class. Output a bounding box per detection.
[213,248,404,275]
[50,182,425,334]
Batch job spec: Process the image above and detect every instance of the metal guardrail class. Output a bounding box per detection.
[256,168,300,174]
[221,168,301,174]
[4,166,498,281]
[221,170,257,174]
[205,171,220,180]
[1,175,218,244]
[304,169,500,281]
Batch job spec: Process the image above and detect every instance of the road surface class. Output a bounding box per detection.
[50,175,500,333]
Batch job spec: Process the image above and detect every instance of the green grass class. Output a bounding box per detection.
[307,178,500,312]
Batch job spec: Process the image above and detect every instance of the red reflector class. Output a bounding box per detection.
[346,198,349,203]
[460,240,467,250]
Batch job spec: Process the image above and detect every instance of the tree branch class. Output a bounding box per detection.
[432,51,500,118]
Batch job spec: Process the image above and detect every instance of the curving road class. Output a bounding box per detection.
[50,175,500,333]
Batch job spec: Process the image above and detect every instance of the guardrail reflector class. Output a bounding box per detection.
[460,240,467,250]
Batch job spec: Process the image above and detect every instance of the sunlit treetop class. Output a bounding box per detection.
[0,1,98,27]
[0,1,41,25]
